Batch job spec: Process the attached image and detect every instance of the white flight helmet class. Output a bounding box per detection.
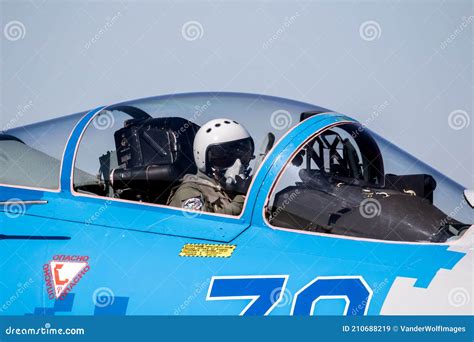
[193,118,254,176]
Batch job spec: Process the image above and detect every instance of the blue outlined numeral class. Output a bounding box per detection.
[206,275,289,316]
[291,276,372,316]
[207,275,372,316]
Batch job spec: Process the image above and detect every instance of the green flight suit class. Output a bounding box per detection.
[167,172,245,216]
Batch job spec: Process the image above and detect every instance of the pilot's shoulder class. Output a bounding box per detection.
[182,173,201,183]
[175,183,201,195]
[168,182,202,206]
[173,175,210,199]
[182,174,218,189]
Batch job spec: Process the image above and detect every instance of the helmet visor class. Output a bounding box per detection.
[206,138,255,170]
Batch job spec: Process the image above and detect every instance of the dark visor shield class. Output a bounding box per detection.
[206,138,254,170]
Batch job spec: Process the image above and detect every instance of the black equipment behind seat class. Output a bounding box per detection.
[110,117,200,203]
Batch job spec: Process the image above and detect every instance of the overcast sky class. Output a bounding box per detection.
[1,0,472,187]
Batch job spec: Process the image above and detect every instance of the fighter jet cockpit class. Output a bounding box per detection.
[266,117,472,243]
[72,100,280,207]
[1,93,472,243]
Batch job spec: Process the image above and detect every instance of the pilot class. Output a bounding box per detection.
[167,118,254,215]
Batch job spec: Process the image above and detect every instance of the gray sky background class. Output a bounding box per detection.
[1,0,472,187]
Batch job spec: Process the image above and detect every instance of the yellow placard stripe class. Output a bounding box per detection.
[179,244,236,258]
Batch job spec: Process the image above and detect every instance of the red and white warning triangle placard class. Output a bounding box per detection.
[50,261,87,298]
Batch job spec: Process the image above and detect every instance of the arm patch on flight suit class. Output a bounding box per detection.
[182,197,204,210]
